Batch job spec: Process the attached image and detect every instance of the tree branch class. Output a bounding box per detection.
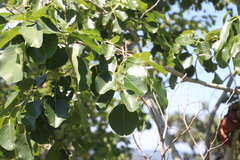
[164,66,240,94]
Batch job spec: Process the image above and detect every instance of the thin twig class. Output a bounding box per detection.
[139,0,161,20]
[84,0,107,14]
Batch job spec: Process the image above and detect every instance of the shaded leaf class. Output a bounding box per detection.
[109,104,139,136]
[96,90,115,110]
[34,74,48,87]
[46,47,68,70]
[151,78,168,110]
[37,17,60,34]
[18,78,35,91]
[234,52,240,75]
[212,73,223,84]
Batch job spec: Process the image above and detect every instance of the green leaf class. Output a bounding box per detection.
[231,41,240,57]
[44,101,65,128]
[46,47,68,70]
[99,56,117,73]
[22,114,37,131]
[112,18,122,34]
[126,65,147,78]
[120,90,139,112]
[55,99,70,119]
[15,133,34,160]
[212,21,232,52]
[96,90,115,110]
[151,78,168,110]
[95,71,118,94]
[26,99,43,118]
[0,123,16,151]
[37,17,60,34]
[102,44,116,60]
[115,10,128,21]
[4,91,18,109]
[123,75,147,96]
[127,0,138,9]
[0,45,23,83]
[20,25,43,48]
[234,52,240,75]
[27,34,58,63]
[0,26,21,49]
[71,31,101,53]
[212,73,223,84]
[110,35,120,43]
[18,78,35,91]
[70,53,91,91]
[45,142,63,160]
[34,74,48,87]
[30,119,50,144]
[146,61,168,76]
[176,53,193,69]
[109,104,139,136]
[175,31,195,46]
[196,42,211,60]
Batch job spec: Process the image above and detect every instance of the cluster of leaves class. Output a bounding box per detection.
[0,0,233,159]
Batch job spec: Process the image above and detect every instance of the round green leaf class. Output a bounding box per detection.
[109,104,139,136]
[20,25,43,48]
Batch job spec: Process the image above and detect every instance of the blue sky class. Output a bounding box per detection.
[129,1,239,159]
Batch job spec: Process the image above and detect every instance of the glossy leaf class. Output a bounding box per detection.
[0,123,16,151]
[115,10,128,21]
[4,91,18,109]
[123,75,147,96]
[120,90,139,112]
[22,114,37,131]
[20,25,43,48]
[0,26,21,49]
[95,71,118,94]
[15,133,34,160]
[102,44,116,60]
[112,18,122,34]
[109,104,139,136]
[44,101,65,128]
[0,45,23,83]
[212,21,232,53]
